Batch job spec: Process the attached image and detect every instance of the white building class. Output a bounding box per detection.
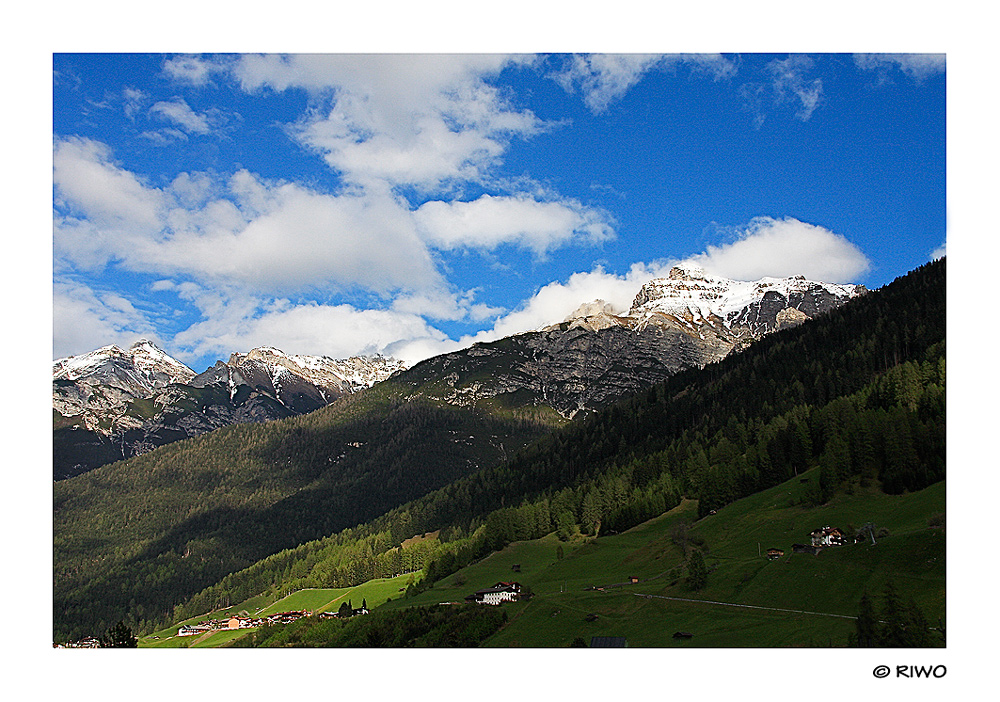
[465,582,521,605]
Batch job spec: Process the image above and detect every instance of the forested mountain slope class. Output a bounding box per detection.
[53,382,555,641]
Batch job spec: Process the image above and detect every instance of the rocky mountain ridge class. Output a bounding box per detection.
[547,264,865,350]
[406,265,865,418]
[52,341,406,479]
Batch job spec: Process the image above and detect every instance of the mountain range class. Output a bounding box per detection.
[52,342,406,479]
[52,266,864,479]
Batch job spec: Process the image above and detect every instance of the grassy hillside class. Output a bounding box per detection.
[137,573,414,648]
[394,472,944,647]
[215,470,943,648]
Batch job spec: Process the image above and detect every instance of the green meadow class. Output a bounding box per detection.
[392,469,944,647]
[257,574,411,616]
[140,573,413,648]
[141,471,943,648]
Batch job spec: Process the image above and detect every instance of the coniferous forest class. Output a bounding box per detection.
[53,259,944,643]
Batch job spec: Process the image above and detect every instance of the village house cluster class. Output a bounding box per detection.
[54,637,101,648]
[177,605,369,636]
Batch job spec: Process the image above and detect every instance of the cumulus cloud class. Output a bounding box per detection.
[387,262,676,364]
[414,194,613,256]
[854,54,946,82]
[53,134,620,364]
[552,54,737,114]
[171,294,450,368]
[686,217,870,282]
[224,54,545,191]
[53,280,161,359]
[53,137,167,237]
[53,137,443,294]
[149,98,212,134]
[930,242,946,261]
[54,136,614,300]
[478,263,673,337]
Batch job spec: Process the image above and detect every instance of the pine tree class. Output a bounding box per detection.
[850,593,878,647]
[686,550,708,591]
[100,620,137,648]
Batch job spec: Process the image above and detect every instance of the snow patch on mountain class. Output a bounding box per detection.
[630,265,864,325]
[53,340,196,388]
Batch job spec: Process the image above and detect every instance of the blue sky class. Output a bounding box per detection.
[53,52,945,371]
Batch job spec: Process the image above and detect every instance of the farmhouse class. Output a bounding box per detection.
[177,624,212,636]
[810,526,847,547]
[765,548,785,560]
[465,581,521,605]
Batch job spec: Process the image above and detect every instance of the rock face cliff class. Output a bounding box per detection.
[52,342,405,479]
[401,265,865,419]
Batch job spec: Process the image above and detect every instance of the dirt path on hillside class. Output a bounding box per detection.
[633,592,857,620]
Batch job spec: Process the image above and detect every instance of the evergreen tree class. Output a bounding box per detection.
[849,584,935,647]
[99,620,137,648]
[686,550,708,591]
[850,593,878,647]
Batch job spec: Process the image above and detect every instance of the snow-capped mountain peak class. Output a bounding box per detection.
[630,267,866,329]
[53,340,195,386]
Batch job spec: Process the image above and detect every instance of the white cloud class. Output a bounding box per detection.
[553,54,666,114]
[54,136,614,304]
[682,54,739,81]
[162,55,219,86]
[686,217,870,282]
[854,54,946,82]
[767,55,823,121]
[552,54,738,114]
[408,262,676,360]
[931,242,946,261]
[53,138,444,295]
[481,263,672,336]
[156,177,443,293]
[354,215,873,364]
[150,98,212,134]
[414,194,613,256]
[123,88,147,119]
[171,295,450,368]
[53,137,166,237]
[53,280,161,359]
[225,54,545,190]
[410,216,870,363]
